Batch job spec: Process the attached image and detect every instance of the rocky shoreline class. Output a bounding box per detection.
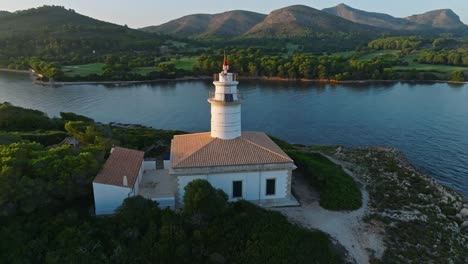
[33,76,468,86]
[312,146,468,263]
[1,68,464,86]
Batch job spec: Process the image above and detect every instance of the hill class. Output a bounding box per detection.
[0,5,167,65]
[322,4,419,30]
[405,9,466,29]
[0,6,155,40]
[140,10,266,38]
[0,11,10,17]
[244,5,379,38]
[323,4,467,31]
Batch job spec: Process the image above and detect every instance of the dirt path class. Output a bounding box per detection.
[274,157,385,264]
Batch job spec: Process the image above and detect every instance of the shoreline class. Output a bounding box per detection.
[1,68,466,86]
[0,68,32,74]
[27,75,468,86]
[301,145,468,263]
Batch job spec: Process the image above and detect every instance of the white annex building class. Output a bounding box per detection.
[93,56,298,215]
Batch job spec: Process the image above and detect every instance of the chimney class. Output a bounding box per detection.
[123,176,128,187]
[110,147,115,154]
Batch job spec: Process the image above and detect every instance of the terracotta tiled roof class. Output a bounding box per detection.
[93,147,144,188]
[171,132,293,169]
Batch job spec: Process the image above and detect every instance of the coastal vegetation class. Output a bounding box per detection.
[1,104,466,262]
[315,146,468,263]
[273,138,362,211]
[27,41,468,82]
[0,103,341,263]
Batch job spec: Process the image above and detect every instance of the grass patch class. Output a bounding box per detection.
[330,51,356,57]
[357,50,400,61]
[132,66,156,75]
[62,63,104,76]
[394,64,468,74]
[271,137,362,211]
[171,56,198,71]
[62,63,105,77]
[286,43,301,55]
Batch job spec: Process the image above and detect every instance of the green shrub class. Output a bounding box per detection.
[0,102,60,131]
[270,136,362,210]
[0,132,22,144]
[15,130,68,146]
[60,112,94,122]
[290,150,362,211]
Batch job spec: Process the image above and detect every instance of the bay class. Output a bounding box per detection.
[1,72,467,199]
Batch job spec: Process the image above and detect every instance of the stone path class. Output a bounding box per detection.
[274,158,385,264]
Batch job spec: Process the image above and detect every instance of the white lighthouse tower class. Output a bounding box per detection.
[208,54,241,140]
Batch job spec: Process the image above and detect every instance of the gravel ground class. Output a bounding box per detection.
[274,157,385,264]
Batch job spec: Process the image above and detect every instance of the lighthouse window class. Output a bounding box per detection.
[224,94,234,102]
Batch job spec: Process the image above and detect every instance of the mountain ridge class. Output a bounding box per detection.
[244,5,379,38]
[140,3,467,38]
[141,10,266,38]
[405,9,465,29]
[323,3,466,30]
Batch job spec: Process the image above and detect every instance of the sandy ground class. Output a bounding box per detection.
[274,157,385,264]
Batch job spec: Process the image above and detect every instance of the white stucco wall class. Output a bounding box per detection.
[132,162,144,196]
[177,170,289,203]
[163,160,171,170]
[144,160,156,171]
[93,183,132,215]
[211,104,241,140]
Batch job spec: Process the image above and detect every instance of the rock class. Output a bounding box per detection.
[460,208,468,219]
[460,221,468,232]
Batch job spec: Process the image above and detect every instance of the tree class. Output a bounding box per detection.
[449,71,465,82]
[183,180,227,221]
[60,112,94,122]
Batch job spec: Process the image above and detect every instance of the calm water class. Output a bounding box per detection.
[1,72,467,199]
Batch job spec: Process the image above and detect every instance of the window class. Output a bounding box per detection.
[224,93,234,102]
[232,181,242,198]
[266,179,276,196]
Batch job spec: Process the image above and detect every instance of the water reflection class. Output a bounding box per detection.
[0,73,467,198]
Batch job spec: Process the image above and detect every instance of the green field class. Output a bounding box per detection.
[63,57,197,77]
[286,43,301,55]
[357,50,400,61]
[63,63,105,77]
[132,66,156,75]
[169,56,197,71]
[330,51,356,57]
[394,64,468,74]
[354,49,468,77]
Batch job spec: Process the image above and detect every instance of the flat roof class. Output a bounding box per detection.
[138,169,176,199]
[93,147,144,188]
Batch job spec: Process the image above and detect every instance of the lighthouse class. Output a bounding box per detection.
[208,54,241,140]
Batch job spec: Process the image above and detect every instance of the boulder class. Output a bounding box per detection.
[460,208,468,219]
[460,221,468,232]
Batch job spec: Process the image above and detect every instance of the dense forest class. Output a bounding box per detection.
[195,49,402,81]
[0,103,344,263]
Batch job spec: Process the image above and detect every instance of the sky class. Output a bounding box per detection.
[0,0,467,28]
